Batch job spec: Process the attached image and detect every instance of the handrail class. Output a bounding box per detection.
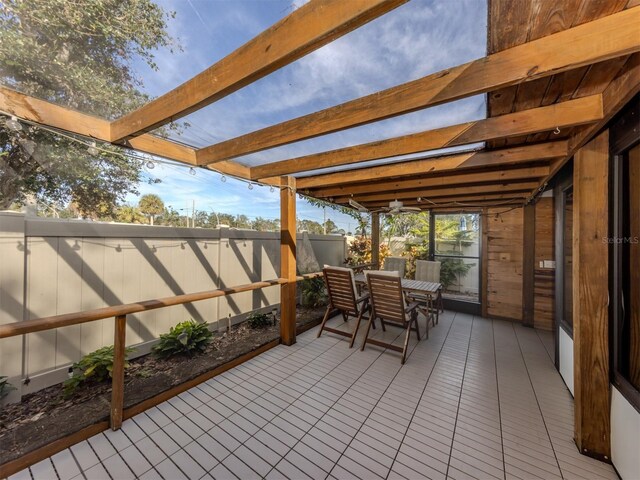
[0,270,325,431]
[0,278,288,339]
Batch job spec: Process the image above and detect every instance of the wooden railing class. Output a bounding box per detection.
[0,275,321,430]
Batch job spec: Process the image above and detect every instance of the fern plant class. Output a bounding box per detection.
[153,320,213,359]
[0,376,15,400]
[247,311,273,329]
[64,345,134,397]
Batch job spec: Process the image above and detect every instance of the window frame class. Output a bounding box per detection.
[609,95,640,413]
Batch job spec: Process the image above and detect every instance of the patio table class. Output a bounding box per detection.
[354,274,442,325]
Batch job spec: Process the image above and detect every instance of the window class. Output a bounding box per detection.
[562,186,573,332]
[611,97,640,409]
[431,213,480,303]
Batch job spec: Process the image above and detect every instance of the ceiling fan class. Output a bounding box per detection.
[374,199,421,215]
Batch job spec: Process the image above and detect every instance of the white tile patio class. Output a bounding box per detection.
[10,312,619,480]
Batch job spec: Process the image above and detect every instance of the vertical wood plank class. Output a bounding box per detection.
[522,203,536,327]
[110,314,126,430]
[573,130,610,461]
[371,213,380,268]
[280,176,297,346]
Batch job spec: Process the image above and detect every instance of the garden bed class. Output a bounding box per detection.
[0,305,326,467]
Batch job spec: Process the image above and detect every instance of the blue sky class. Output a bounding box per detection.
[126,0,488,229]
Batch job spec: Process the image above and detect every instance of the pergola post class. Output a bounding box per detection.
[371,213,380,268]
[522,203,536,327]
[280,176,297,346]
[573,131,610,461]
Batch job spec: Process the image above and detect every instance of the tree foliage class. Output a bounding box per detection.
[0,0,178,213]
[139,194,164,224]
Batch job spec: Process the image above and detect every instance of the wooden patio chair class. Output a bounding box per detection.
[317,266,371,348]
[413,260,444,321]
[383,256,407,277]
[361,272,421,364]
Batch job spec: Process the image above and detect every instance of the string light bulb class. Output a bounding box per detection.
[146,160,155,169]
[270,186,275,193]
[6,116,22,132]
[248,183,254,190]
[220,175,227,183]
[87,141,99,156]
[189,167,196,176]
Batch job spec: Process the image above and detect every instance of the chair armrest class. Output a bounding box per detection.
[356,293,370,304]
[405,301,420,313]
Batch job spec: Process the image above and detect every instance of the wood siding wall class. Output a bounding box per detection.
[534,197,555,331]
[486,207,524,320]
[485,199,555,328]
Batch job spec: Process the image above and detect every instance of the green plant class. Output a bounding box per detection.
[64,345,134,397]
[300,278,328,308]
[247,311,273,329]
[345,236,389,267]
[440,256,474,290]
[0,376,15,400]
[153,320,213,359]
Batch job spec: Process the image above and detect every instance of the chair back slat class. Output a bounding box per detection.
[367,273,406,325]
[383,256,407,277]
[323,267,358,314]
[415,260,441,283]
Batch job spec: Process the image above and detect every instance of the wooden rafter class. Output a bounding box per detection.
[0,86,251,179]
[295,142,566,189]
[253,95,601,179]
[359,193,527,207]
[198,7,639,166]
[332,181,539,203]
[309,165,549,198]
[110,0,407,141]
[530,53,640,199]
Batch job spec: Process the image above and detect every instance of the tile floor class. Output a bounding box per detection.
[10,312,619,480]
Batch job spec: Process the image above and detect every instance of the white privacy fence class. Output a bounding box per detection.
[0,212,345,397]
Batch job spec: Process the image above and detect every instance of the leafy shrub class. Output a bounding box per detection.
[153,320,213,359]
[64,345,134,397]
[247,311,273,329]
[300,278,328,308]
[0,376,15,400]
[345,236,389,267]
[440,256,474,290]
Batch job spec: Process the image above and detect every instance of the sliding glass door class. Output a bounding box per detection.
[430,213,481,306]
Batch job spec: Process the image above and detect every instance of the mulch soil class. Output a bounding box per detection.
[0,306,325,467]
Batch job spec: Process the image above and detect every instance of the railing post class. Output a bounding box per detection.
[280,176,297,345]
[110,314,126,430]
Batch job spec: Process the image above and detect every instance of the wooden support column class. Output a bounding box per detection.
[280,176,297,346]
[522,203,536,327]
[110,314,126,430]
[371,213,380,268]
[573,130,610,461]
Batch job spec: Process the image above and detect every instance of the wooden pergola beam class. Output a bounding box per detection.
[531,53,640,199]
[332,181,539,203]
[110,0,407,141]
[295,141,567,189]
[199,7,639,165]
[361,192,526,205]
[308,165,550,198]
[251,95,602,179]
[0,86,251,179]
